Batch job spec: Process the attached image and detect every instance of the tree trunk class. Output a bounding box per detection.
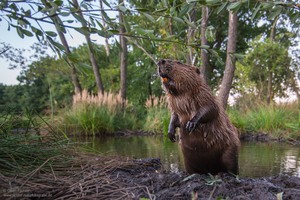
[72,0,104,94]
[186,8,196,65]
[41,0,82,95]
[200,6,210,85]
[266,71,272,104]
[217,10,238,109]
[99,0,110,57]
[119,0,128,106]
[266,16,279,104]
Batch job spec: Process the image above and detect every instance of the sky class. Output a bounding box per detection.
[0,24,105,85]
[0,0,111,85]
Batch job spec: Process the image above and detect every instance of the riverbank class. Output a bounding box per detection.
[1,155,299,199]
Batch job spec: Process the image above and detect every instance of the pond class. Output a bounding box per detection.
[74,135,300,178]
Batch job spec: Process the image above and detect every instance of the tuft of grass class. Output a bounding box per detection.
[143,96,170,135]
[59,90,139,135]
[228,101,300,139]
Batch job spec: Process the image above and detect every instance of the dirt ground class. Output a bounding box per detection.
[1,156,299,200]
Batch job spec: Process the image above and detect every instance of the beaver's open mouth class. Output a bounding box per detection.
[159,73,168,78]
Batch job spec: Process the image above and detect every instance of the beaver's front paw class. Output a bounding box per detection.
[186,121,197,133]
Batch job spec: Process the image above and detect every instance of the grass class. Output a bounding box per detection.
[228,102,300,139]
[0,110,71,176]
[143,95,170,135]
[57,90,299,140]
[60,90,139,135]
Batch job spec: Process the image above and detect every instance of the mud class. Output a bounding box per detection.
[111,158,300,200]
[1,155,299,200]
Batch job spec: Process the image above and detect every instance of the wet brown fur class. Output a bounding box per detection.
[157,59,240,175]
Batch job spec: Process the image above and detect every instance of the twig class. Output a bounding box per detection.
[20,155,60,188]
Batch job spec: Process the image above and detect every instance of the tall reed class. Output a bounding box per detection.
[61,90,137,135]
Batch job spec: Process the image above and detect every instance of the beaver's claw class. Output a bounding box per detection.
[186,121,197,133]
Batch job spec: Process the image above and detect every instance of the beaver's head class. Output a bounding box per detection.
[157,59,201,95]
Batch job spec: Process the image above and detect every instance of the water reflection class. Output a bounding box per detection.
[73,136,300,178]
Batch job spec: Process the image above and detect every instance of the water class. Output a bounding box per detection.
[74,135,300,177]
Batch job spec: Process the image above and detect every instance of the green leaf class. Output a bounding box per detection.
[107,29,120,34]
[74,27,90,35]
[234,53,245,59]
[101,11,111,23]
[17,18,29,27]
[101,0,112,9]
[24,9,31,17]
[46,31,57,37]
[31,26,43,36]
[9,3,19,11]
[261,2,274,9]
[72,13,86,25]
[114,39,122,52]
[135,8,149,12]
[268,7,282,20]
[53,0,63,7]
[66,20,74,23]
[172,17,185,24]
[16,26,24,39]
[227,1,242,12]
[217,2,228,14]
[199,45,210,49]
[142,12,155,23]
[206,0,220,5]
[184,17,197,28]
[179,3,191,17]
[251,4,262,21]
[96,20,104,30]
[205,26,216,42]
[47,36,65,52]
[154,8,168,13]
[124,20,131,32]
[60,12,70,17]
[22,29,34,37]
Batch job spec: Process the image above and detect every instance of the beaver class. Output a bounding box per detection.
[157,59,240,175]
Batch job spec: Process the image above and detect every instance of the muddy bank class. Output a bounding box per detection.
[1,156,299,200]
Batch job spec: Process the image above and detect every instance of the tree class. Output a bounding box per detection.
[218,10,238,109]
[200,6,210,85]
[119,0,128,106]
[40,0,82,95]
[244,38,293,103]
[72,0,104,94]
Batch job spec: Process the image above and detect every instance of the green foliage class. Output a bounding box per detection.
[0,110,70,175]
[61,104,115,135]
[234,36,297,103]
[228,102,300,137]
[143,103,170,135]
[59,91,140,136]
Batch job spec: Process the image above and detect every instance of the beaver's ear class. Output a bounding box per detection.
[195,68,200,74]
[157,59,166,66]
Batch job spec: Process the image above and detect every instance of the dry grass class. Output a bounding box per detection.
[73,89,127,112]
[0,154,159,199]
[145,95,167,108]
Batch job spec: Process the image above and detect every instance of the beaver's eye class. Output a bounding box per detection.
[165,65,171,72]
